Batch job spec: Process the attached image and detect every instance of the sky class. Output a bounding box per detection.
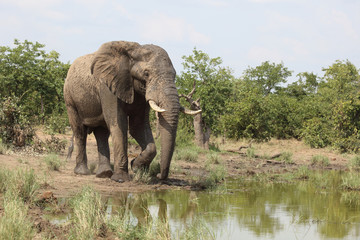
[1,0,360,80]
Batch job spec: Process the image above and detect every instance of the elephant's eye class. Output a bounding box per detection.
[144,70,150,78]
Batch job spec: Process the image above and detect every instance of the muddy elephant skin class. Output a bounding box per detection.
[63,41,180,182]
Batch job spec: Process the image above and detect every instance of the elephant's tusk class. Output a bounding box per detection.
[149,100,166,112]
[180,106,202,115]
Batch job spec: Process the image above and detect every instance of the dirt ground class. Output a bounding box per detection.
[0,129,353,198]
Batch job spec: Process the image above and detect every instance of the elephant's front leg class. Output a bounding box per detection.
[129,113,157,171]
[110,121,130,182]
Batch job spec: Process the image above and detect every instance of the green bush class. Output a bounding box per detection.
[302,118,332,148]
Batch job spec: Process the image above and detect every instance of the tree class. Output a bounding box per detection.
[0,39,70,123]
[243,61,292,95]
[177,48,234,149]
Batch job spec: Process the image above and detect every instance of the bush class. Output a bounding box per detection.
[45,111,69,134]
[302,118,332,148]
[0,96,34,147]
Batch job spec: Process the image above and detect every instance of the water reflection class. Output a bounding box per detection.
[107,178,360,240]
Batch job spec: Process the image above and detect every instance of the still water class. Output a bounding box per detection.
[106,178,360,240]
[47,176,360,239]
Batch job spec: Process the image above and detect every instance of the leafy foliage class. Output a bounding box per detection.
[176,48,234,136]
[0,39,70,145]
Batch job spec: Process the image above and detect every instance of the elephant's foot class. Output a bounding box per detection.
[96,164,113,178]
[74,164,91,175]
[131,158,150,172]
[111,170,130,183]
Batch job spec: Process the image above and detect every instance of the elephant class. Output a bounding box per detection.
[64,41,199,182]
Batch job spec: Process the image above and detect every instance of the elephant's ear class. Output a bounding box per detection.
[91,41,140,104]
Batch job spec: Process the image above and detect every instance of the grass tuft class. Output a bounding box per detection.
[349,155,360,170]
[341,172,360,190]
[69,186,107,240]
[0,193,34,240]
[43,153,63,171]
[311,155,330,167]
[175,147,199,162]
[246,147,256,158]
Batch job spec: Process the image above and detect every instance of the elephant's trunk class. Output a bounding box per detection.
[147,84,179,180]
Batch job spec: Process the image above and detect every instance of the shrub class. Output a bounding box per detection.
[301,118,332,148]
[0,96,34,147]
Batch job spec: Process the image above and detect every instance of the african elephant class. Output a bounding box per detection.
[64,41,199,182]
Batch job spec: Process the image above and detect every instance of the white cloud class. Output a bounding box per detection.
[198,0,229,7]
[247,46,284,63]
[139,13,210,45]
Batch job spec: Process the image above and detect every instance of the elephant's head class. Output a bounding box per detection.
[90,41,180,180]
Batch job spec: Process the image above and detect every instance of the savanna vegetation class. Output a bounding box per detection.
[1,39,360,239]
[1,39,359,153]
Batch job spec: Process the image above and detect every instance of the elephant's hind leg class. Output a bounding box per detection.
[66,105,91,175]
[94,127,113,178]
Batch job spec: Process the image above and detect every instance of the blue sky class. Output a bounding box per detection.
[1,0,360,80]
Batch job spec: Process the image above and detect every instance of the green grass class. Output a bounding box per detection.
[192,165,227,190]
[206,153,222,164]
[341,172,360,190]
[0,141,9,154]
[349,155,360,169]
[277,151,293,164]
[246,147,256,158]
[174,147,199,162]
[43,153,63,171]
[0,168,39,203]
[0,168,40,239]
[0,193,34,240]
[295,166,311,179]
[69,186,107,240]
[311,155,330,167]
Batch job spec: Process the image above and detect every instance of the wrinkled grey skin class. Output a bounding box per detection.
[63,41,180,182]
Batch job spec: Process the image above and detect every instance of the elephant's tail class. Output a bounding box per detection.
[66,134,74,161]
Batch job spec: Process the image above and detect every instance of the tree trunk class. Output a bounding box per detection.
[193,113,204,148]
